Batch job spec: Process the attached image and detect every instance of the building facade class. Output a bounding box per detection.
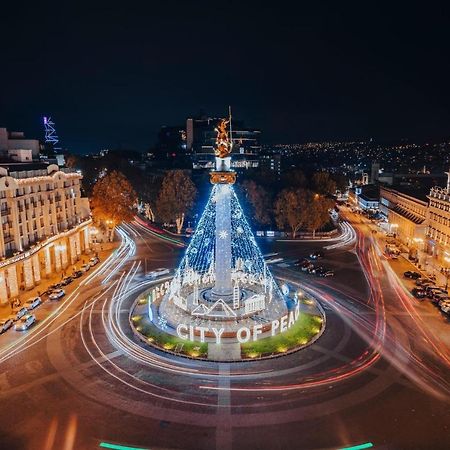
[379,186,428,247]
[0,128,40,159]
[426,182,450,262]
[0,164,92,303]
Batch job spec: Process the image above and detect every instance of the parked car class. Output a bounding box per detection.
[415,278,433,287]
[0,318,13,334]
[14,314,36,331]
[411,288,427,299]
[309,251,324,260]
[49,289,65,301]
[89,256,100,267]
[404,271,421,280]
[301,262,314,272]
[61,276,73,286]
[316,268,334,277]
[23,296,42,310]
[10,306,28,322]
[72,270,83,278]
[45,283,62,295]
[431,292,449,305]
[294,258,309,266]
[438,298,450,308]
[426,286,447,299]
[440,302,450,314]
[80,263,91,272]
[147,268,170,278]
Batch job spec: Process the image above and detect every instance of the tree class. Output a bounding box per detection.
[91,171,137,241]
[240,180,272,226]
[65,154,79,169]
[284,169,306,188]
[156,170,197,234]
[303,194,334,237]
[312,171,337,196]
[274,189,307,238]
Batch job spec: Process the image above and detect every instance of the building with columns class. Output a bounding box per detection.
[0,164,92,303]
[379,185,428,247]
[426,172,450,263]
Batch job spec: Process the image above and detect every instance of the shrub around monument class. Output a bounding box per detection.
[134,316,208,358]
[241,312,323,358]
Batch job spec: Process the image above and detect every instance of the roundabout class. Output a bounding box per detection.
[129,279,326,361]
[129,117,327,362]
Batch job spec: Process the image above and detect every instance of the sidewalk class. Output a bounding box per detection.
[377,233,448,288]
[0,241,117,320]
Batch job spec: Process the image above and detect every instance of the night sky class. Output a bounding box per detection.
[1,1,449,153]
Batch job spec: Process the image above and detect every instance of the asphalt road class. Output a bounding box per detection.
[0,215,449,450]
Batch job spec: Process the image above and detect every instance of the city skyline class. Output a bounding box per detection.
[1,2,450,153]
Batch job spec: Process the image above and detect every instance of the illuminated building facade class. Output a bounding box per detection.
[380,185,428,248]
[426,172,450,262]
[0,164,92,303]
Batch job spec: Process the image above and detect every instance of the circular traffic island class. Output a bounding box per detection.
[129,282,326,362]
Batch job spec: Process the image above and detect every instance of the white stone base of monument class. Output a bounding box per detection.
[208,342,241,361]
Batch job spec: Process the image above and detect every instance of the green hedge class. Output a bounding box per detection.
[241,312,323,358]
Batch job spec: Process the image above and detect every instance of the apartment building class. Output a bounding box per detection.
[0,164,92,303]
[427,178,450,262]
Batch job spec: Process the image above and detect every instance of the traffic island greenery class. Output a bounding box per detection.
[240,312,323,359]
[132,315,208,358]
[132,310,324,361]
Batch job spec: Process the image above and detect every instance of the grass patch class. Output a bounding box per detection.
[135,318,208,358]
[241,312,323,358]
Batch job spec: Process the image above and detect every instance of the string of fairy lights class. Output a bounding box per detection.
[169,184,283,299]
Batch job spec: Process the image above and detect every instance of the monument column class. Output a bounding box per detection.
[211,159,233,300]
[209,116,236,302]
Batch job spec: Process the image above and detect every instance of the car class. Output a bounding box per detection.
[316,268,334,277]
[10,306,28,321]
[294,258,309,266]
[80,263,91,272]
[72,270,83,278]
[431,293,449,305]
[309,251,324,260]
[0,318,13,333]
[426,286,447,299]
[89,256,100,267]
[415,278,433,287]
[404,271,421,280]
[14,314,36,331]
[23,296,42,310]
[300,262,314,272]
[147,268,170,278]
[411,288,427,299]
[440,301,450,314]
[46,283,62,293]
[438,298,450,308]
[61,276,73,286]
[49,289,65,301]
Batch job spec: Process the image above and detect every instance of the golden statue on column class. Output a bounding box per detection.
[214,118,232,159]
